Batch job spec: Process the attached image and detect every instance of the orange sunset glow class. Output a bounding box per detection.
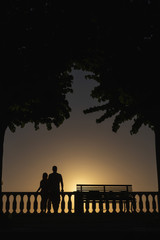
[2,71,158,193]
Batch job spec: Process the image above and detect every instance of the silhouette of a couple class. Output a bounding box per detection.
[37,166,64,213]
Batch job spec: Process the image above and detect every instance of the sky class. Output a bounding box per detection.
[2,70,158,192]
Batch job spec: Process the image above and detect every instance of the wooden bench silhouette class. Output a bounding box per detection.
[76,184,134,212]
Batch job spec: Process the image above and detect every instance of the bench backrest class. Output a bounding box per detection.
[76,184,132,192]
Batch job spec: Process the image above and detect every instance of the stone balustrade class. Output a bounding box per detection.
[1,191,159,214]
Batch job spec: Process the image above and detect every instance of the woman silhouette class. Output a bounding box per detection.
[37,172,49,212]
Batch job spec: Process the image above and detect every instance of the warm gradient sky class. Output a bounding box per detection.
[2,70,158,192]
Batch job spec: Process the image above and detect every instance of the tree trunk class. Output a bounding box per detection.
[154,126,160,193]
[0,123,7,194]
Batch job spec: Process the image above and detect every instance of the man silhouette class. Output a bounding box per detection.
[48,166,64,213]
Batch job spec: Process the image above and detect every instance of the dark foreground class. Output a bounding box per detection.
[1,214,160,236]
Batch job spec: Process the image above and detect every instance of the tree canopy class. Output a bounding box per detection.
[1,2,73,132]
[81,0,160,192]
[83,0,160,135]
[1,1,101,132]
[0,1,97,192]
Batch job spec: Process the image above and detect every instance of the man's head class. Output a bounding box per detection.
[52,165,57,173]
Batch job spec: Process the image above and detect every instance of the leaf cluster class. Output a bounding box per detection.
[83,0,160,134]
[0,1,94,131]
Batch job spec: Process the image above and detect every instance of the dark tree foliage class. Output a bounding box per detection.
[83,0,160,191]
[0,1,98,131]
[1,2,73,132]
[84,0,160,132]
[0,1,96,192]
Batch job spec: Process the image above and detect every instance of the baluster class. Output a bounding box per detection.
[15,195,19,214]
[103,194,107,213]
[109,200,113,213]
[143,194,147,213]
[71,194,74,213]
[117,200,121,213]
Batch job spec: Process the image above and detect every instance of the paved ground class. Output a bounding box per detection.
[1,213,160,236]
